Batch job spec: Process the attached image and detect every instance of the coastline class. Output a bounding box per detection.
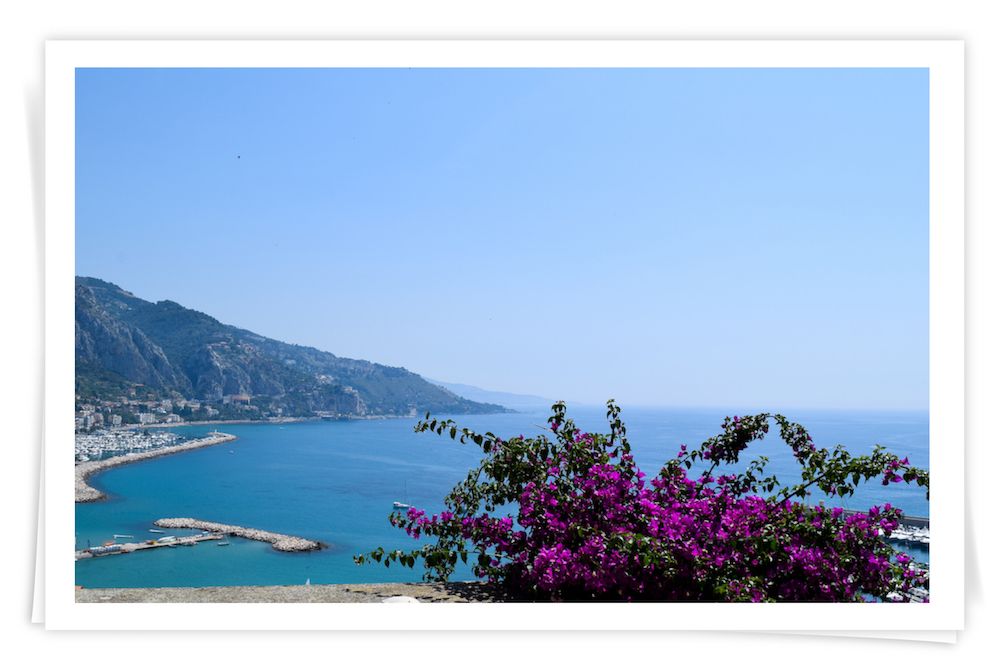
[75,432,237,502]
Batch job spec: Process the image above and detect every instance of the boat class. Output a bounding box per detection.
[217,540,230,546]
[113,534,133,539]
[149,528,165,533]
[392,481,411,510]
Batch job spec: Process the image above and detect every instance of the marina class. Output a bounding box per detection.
[76,429,184,462]
[887,524,931,546]
[75,431,237,502]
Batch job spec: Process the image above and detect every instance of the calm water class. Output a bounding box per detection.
[75,406,930,588]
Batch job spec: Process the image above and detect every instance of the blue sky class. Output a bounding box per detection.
[76,68,928,410]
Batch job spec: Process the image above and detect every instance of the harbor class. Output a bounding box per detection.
[886,524,930,546]
[75,428,183,462]
[75,517,323,561]
[75,431,237,502]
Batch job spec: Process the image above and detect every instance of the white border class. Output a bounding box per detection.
[45,40,964,631]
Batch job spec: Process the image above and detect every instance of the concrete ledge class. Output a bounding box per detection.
[75,581,512,603]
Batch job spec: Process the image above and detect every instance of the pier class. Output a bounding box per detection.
[75,533,223,560]
[75,432,237,502]
[153,518,324,552]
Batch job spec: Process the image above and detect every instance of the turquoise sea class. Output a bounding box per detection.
[74,406,930,588]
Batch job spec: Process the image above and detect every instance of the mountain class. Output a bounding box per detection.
[424,379,556,413]
[75,277,507,418]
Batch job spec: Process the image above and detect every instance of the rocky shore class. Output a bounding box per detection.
[76,581,510,603]
[75,432,237,503]
[153,518,323,552]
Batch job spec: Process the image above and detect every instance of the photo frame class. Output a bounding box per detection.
[44,39,964,631]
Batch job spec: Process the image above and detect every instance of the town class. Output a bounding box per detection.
[75,385,417,434]
[76,388,281,433]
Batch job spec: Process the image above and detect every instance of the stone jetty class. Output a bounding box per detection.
[153,518,323,552]
[75,432,237,503]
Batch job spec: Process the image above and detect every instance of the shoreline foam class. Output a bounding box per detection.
[75,432,237,502]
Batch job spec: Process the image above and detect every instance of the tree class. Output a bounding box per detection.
[356,401,929,602]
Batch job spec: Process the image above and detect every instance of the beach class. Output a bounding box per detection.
[75,432,237,502]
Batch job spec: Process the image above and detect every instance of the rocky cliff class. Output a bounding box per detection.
[75,276,505,417]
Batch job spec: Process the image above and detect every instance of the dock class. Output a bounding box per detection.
[75,533,223,560]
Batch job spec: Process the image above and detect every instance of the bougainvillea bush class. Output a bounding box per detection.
[356,401,929,602]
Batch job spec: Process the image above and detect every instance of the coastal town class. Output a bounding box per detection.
[75,387,418,434]
[75,392,249,432]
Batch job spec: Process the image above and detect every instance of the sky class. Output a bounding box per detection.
[75,68,929,410]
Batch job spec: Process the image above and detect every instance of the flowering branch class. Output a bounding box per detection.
[355,401,929,602]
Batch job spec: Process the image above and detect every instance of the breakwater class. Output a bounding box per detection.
[153,518,323,552]
[75,432,237,503]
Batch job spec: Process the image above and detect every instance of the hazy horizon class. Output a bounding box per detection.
[76,68,929,410]
[76,272,928,414]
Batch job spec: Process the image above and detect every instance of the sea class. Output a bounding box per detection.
[74,406,930,588]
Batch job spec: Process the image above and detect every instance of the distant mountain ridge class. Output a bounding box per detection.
[75,277,506,417]
[424,379,556,413]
